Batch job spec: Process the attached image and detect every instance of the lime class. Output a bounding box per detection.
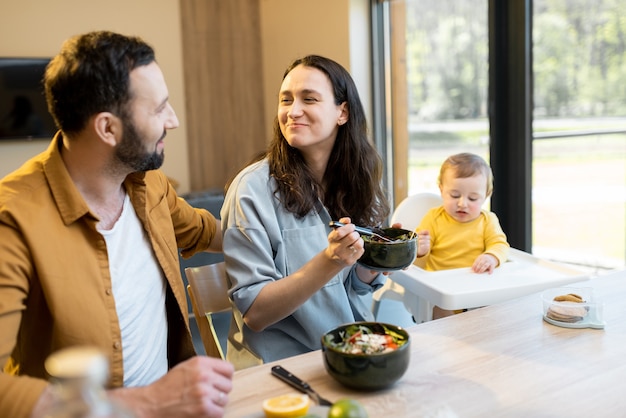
[327,399,368,418]
[262,393,310,418]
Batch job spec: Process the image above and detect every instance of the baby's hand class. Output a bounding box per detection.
[415,230,430,257]
[472,253,498,274]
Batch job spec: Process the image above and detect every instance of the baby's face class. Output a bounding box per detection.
[439,171,488,223]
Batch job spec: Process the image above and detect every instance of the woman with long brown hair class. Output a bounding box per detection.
[221,55,390,368]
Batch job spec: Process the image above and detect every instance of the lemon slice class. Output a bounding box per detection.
[262,393,311,418]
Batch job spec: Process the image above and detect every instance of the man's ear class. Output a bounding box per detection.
[93,112,121,147]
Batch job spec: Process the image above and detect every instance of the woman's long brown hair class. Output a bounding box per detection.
[267,55,389,227]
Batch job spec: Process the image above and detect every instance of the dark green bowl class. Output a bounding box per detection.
[358,228,417,271]
[321,322,411,390]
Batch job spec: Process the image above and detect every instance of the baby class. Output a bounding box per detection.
[415,152,510,318]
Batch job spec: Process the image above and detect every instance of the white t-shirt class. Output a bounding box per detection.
[98,194,168,386]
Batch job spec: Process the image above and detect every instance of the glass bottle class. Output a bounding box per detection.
[41,346,134,418]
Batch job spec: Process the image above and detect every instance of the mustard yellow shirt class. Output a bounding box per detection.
[415,206,509,271]
[0,134,218,417]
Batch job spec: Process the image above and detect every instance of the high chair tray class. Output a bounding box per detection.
[390,249,590,311]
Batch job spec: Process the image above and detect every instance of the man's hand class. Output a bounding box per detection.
[110,356,235,418]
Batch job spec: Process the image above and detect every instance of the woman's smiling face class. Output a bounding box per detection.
[277,64,347,158]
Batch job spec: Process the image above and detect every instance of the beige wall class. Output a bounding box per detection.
[0,0,371,194]
[0,0,190,191]
[259,0,371,139]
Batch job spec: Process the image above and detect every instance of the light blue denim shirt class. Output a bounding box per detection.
[221,159,384,367]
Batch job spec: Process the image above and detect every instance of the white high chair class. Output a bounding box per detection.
[371,192,442,322]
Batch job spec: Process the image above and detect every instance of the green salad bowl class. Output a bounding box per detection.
[321,321,411,390]
[357,227,417,271]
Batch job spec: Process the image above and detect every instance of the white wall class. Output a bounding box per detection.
[0,0,190,192]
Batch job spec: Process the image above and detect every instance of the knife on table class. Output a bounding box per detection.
[270,365,333,406]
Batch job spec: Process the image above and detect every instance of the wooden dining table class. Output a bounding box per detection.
[225,267,626,417]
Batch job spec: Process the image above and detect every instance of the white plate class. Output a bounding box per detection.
[305,405,331,416]
[543,314,605,329]
[244,405,330,418]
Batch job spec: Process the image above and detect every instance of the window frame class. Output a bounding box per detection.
[371,0,533,251]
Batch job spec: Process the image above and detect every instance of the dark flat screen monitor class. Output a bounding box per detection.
[0,58,57,141]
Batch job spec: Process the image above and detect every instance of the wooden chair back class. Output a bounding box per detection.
[185,262,231,359]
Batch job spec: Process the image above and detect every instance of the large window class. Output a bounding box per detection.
[398,0,489,196]
[532,0,626,269]
[373,0,625,270]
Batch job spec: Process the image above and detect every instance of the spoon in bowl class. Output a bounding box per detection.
[329,221,394,243]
